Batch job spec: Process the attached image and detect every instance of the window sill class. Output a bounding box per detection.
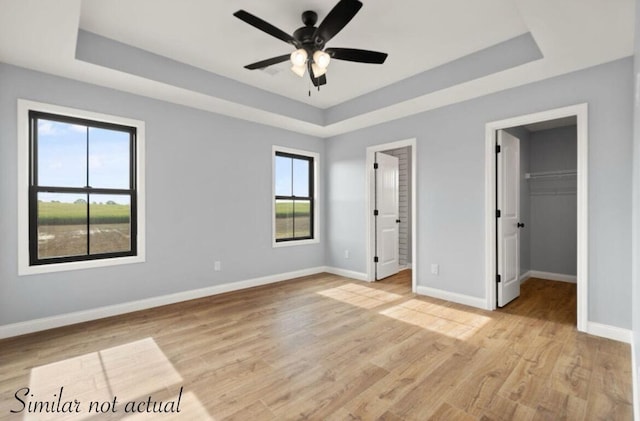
[19,255,145,276]
[272,238,319,248]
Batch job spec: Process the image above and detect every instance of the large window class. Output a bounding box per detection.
[273,147,318,245]
[18,100,145,274]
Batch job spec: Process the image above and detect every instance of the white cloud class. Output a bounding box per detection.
[38,120,87,137]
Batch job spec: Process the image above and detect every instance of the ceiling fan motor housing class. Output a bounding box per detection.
[293,27,324,52]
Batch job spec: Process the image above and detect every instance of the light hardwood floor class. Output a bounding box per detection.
[0,272,633,420]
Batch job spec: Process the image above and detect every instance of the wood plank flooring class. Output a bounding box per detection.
[0,272,633,420]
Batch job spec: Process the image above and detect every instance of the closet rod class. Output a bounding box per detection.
[525,169,576,179]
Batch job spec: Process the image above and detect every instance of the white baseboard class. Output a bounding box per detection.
[519,270,532,283]
[0,266,326,339]
[416,286,489,310]
[522,270,577,284]
[586,321,632,344]
[323,266,368,282]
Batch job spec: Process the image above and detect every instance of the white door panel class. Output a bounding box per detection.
[376,152,399,280]
[497,130,520,307]
[504,234,518,281]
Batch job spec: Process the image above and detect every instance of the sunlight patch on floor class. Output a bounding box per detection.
[316,283,403,309]
[98,338,182,401]
[379,299,491,340]
[19,338,212,420]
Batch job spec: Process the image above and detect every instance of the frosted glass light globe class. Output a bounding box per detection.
[290,49,308,66]
[313,50,331,69]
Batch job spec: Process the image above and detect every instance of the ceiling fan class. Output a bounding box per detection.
[233,0,388,90]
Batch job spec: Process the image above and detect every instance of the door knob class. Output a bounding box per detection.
[517,222,525,228]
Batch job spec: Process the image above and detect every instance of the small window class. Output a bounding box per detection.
[18,100,145,274]
[273,147,318,245]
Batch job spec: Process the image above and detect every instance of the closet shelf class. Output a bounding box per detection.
[525,170,576,180]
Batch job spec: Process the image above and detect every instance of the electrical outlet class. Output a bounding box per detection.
[214,261,221,271]
[344,249,350,259]
[431,264,439,275]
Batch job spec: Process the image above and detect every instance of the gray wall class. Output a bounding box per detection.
[632,0,640,394]
[528,126,577,276]
[0,63,325,326]
[326,58,633,329]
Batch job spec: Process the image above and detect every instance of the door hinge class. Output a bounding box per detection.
[496,209,501,218]
[496,274,501,283]
[374,256,379,263]
[373,209,379,216]
[496,145,501,153]
[373,162,379,170]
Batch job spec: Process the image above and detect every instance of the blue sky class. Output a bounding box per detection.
[275,155,309,197]
[37,119,130,205]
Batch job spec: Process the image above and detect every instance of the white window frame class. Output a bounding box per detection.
[272,145,320,248]
[17,99,146,275]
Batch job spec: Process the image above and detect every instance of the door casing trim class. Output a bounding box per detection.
[484,103,588,332]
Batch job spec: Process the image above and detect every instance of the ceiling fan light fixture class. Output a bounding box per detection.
[290,49,308,66]
[313,50,331,69]
[291,64,306,77]
[311,63,327,78]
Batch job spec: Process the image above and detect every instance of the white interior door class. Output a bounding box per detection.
[497,130,521,306]
[376,152,400,280]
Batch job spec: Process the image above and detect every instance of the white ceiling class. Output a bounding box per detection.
[0,0,635,136]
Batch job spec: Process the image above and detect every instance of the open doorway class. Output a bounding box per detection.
[366,139,417,293]
[497,118,578,308]
[485,104,588,332]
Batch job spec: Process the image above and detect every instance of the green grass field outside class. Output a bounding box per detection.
[39,201,305,225]
[275,201,310,218]
[38,202,130,225]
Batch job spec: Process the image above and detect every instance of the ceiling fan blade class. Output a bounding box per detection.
[244,54,291,70]
[312,74,327,87]
[325,48,388,64]
[307,61,327,87]
[314,0,362,45]
[234,10,298,47]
